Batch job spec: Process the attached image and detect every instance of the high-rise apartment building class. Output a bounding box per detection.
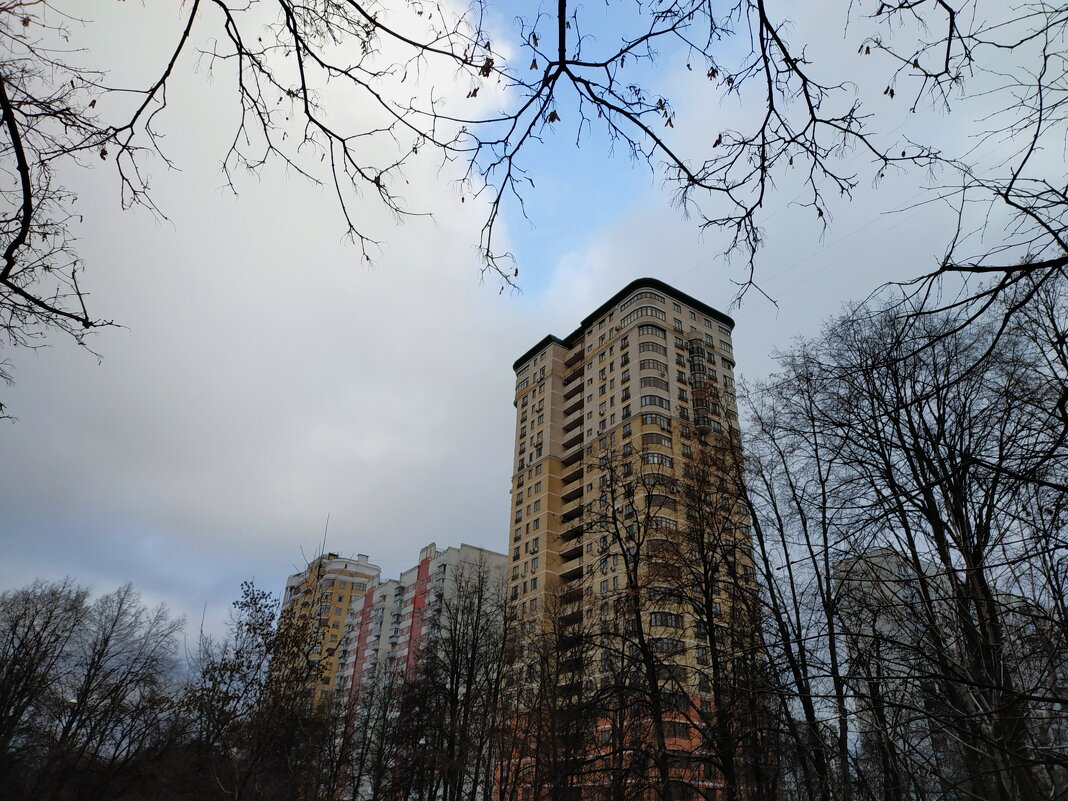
[507,277,738,617]
[337,542,506,694]
[281,552,380,701]
[504,278,756,801]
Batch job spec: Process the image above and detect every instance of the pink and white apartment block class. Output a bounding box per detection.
[335,542,505,694]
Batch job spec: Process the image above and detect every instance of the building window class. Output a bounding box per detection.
[642,452,674,467]
[642,432,672,447]
[620,289,666,311]
[639,358,668,373]
[651,611,683,628]
[641,394,671,410]
[651,637,685,655]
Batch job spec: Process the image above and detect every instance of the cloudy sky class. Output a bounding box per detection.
[0,1,1023,633]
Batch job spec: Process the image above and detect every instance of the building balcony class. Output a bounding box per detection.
[561,428,583,452]
[562,389,584,416]
[561,484,583,504]
[561,447,583,467]
[559,586,584,606]
[560,522,584,542]
[560,543,583,563]
[559,608,583,628]
[562,409,584,434]
[560,564,583,583]
[561,463,584,486]
[560,502,584,524]
[562,364,584,386]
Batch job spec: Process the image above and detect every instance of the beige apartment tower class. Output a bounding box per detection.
[281,553,380,703]
[507,277,739,616]
[504,278,758,801]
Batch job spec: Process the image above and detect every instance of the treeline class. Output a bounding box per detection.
[2,284,1066,801]
[0,579,340,801]
[739,282,1068,801]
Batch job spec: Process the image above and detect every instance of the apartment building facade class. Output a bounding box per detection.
[508,277,739,623]
[504,278,758,801]
[337,542,507,694]
[280,552,381,702]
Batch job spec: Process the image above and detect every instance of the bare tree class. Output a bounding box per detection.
[670,431,780,801]
[403,560,509,801]
[575,427,776,801]
[2,1,1063,407]
[0,581,185,801]
[187,580,331,801]
[329,664,409,801]
[744,297,1068,801]
[0,579,88,789]
[498,588,608,801]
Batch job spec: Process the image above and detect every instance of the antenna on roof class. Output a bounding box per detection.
[320,512,331,557]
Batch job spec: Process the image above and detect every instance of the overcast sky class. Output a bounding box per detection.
[0,1,1022,634]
